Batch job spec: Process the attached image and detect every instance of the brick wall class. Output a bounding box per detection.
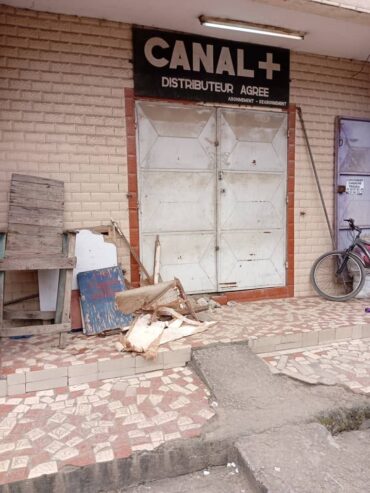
[0,4,133,301]
[1,5,370,300]
[290,53,370,295]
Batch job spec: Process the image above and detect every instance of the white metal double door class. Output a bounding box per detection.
[136,101,287,293]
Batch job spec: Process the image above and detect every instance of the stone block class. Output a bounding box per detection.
[360,324,370,339]
[26,367,67,383]
[0,379,7,397]
[352,325,363,339]
[99,367,135,380]
[68,362,98,378]
[318,328,336,344]
[135,353,164,374]
[7,372,26,385]
[98,356,135,373]
[163,347,191,367]
[26,377,67,393]
[335,325,352,341]
[302,331,319,347]
[279,333,303,345]
[68,373,98,386]
[7,383,25,396]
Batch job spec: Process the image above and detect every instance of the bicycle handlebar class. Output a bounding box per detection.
[344,218,362,233]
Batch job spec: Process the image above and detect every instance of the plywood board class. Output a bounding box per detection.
[78,267,132,335]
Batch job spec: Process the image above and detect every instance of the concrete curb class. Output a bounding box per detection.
[0,436,234,493]
[248,323,370,354]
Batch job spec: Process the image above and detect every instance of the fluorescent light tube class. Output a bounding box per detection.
[199,15,306,40]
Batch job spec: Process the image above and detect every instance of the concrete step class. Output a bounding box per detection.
[235,423,370,493]
[121,465,251,493]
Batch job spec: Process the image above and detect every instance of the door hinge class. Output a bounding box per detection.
[285,261,289,268]
[215,245,220,251]
[215,140,219,147]
[286,194,289,204]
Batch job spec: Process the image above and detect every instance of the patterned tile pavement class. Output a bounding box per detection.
[0,367,214,485]
[2,297,370,376]
[261,338,370,394]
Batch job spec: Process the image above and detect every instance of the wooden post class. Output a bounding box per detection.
[56,232,76,348]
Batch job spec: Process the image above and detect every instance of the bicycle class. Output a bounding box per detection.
[310,218,369,301]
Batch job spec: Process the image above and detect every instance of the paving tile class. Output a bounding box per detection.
[0,366,215,486]
[261,338,370,395]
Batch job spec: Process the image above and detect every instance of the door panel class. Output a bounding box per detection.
[337,118,370,249]
[137,102,288,293]
[137,102,217,293]
[218,108,287,291]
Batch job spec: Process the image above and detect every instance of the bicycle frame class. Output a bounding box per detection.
[344,233,370,267]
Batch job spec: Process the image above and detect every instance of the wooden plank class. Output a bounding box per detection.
[11,181,64,196]
[7,223,63,237]
[111,219,152,282]
[54,234,68,326]
[4,310,55,320]
[11,174,64,187]
[0,322,70,337]
[8,206,64,228]
[153,235,161,284]
[10,184,64,202]
[0,256,76,271]
[0,233,5,325]
[10,195,64,211]
[58,233,76,347]
[6,233,63,255]
[61,233,76,323]
[4,293,39,306]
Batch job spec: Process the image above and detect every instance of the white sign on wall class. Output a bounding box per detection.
[346,178,364,195]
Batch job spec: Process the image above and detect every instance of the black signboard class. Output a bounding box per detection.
[133,27,290,108]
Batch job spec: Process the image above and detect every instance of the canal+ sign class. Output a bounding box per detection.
[133,27,290,108]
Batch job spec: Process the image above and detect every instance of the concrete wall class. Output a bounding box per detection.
[0,4,370,299]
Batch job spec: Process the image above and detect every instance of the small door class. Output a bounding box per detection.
[137,102,218,293]
[336,118,370,249]
[218,108,287,290]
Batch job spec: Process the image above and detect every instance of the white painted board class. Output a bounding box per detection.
[38,230,118,311]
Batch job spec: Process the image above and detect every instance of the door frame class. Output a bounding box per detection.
[124,88,296,302]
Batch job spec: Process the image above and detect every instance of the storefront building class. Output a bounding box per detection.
[0,2,369,303]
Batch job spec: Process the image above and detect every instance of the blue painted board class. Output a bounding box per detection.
[78,266,132,335]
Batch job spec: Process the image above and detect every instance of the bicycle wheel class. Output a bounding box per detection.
[310,250,366,301]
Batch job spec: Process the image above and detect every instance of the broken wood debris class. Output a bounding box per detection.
[115,278,217,359]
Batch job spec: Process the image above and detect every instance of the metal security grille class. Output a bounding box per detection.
[136,101,287,293]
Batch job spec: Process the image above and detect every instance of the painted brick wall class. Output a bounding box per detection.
[1,5,370,300]
[290,52,370,295]
[0,5,133,301]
